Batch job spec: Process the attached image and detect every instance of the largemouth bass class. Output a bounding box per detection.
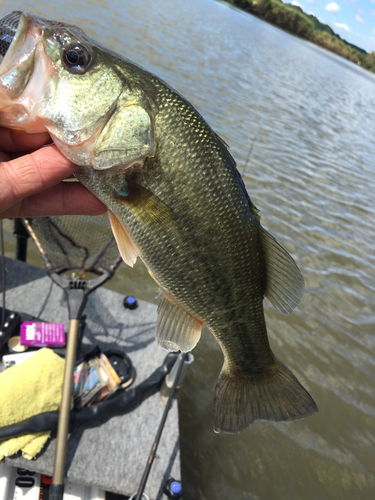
[0,12,317,433]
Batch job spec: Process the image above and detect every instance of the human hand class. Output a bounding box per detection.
[0,128,106,218]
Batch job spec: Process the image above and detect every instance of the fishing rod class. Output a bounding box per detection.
[133,352,191,500]
[13,218,30,262]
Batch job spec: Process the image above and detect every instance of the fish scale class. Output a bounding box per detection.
[132,84,271,360]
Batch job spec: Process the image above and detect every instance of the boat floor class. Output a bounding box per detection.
[0,257,180,499]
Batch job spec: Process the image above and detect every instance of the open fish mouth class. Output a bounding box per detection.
[0,12,56,133]
[0,12,66,134]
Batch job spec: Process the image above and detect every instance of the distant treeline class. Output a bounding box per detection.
[225,0,375,73]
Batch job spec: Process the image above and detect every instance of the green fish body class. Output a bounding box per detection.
[0,13,317,432]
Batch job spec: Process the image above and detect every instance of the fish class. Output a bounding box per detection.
[0,12,317,433]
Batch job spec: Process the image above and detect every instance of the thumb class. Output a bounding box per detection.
[0,144,80,215]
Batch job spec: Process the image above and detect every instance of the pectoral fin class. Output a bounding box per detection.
[156,292,202,353]
[108,210,139,267]
[260,227,304,314]
[109,181,181,267]
[117,179,181,227]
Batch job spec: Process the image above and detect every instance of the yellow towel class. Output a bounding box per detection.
[0,348,65,460]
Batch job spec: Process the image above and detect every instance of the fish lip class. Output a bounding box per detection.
[0,13,49,131]
[0,13,42,86]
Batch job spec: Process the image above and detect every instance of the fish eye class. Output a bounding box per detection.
[62,43,91,74]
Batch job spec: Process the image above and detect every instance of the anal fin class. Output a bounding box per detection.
[156,292,202,353]
[108,210,139,267]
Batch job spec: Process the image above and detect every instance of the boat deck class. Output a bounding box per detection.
[0,257,180,499]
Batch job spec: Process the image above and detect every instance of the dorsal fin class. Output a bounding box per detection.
[156,291,202,352]
[108,210,139,267]
[214,132,230,150]
[260,227,304,314]
[219,135,261,222]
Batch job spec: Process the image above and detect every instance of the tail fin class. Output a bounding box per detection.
[213,358,318,433]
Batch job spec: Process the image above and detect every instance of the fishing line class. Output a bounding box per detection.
[242,135,257,176]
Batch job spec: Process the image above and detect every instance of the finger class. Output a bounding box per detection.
[0,144,81,214]
[0,127,51,152]
[0,182,106,218]
[0,151,11,162]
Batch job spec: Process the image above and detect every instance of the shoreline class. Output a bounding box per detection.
[222,0,375,75]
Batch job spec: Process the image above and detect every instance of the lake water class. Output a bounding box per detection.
[0,0,374,498]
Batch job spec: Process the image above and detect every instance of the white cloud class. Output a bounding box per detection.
[306,0,314,3]
[334,22,351,32]
[355,14,366,25]
[373,27,375,35]
[292,1,302,6]
[325,2,341,13]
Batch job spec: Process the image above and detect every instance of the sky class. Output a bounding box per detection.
[289,0,375,53]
